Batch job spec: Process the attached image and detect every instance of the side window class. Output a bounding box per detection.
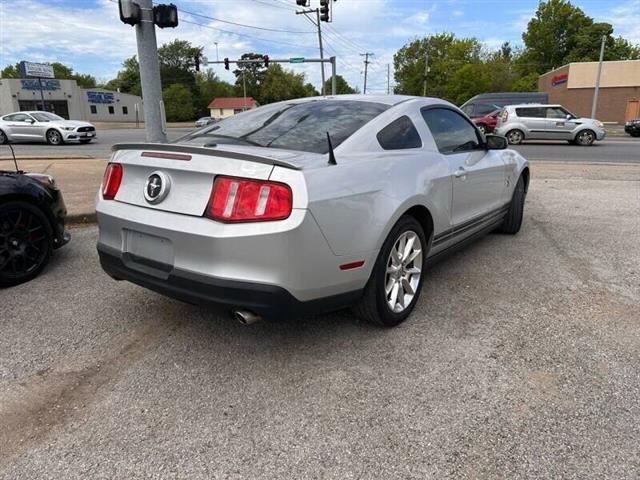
[475,103,499,116]
[546,107,567,119]
[516,107,545,118]
[377,116,422,150]
[421,107,481,154]
[6,113,29,122]
[461,104,474,116]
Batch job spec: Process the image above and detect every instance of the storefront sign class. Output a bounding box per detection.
[552,73,568,87]
[87,91,115,104]
[20,79,60,90]
[20,61,55,79]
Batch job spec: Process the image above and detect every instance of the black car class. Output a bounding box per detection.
[0,167,69,287]
[624,119,640,137]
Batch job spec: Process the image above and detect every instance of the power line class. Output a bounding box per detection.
[248,0,297,11]
[178,7,315,34]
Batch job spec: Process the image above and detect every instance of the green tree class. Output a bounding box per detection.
[259,64,316,104]
[102,56,141,95]
[162,83,194,121]
[322,74,357,95]
[195,69,234,116]
[232,53,268,100]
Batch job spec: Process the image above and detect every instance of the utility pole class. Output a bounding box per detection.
[361,53,373,94]
[422,50,429,97]
[134,0,167,143]
[387,63,390,94]
[242,69,247,111]
[591,34,606,119]
[214,41,219,62]
[296,8,326,95]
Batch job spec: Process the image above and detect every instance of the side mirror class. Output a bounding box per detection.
[566,114,572,120]
[26,118,35,124]
[485,134,508,150]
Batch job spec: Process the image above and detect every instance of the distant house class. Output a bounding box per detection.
[208,97,257,119]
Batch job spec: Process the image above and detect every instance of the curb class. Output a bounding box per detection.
[67,212,97,225]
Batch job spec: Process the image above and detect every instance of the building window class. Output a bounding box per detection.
[122,106,128,115]
[108,106,115,114]
[90,105,97,114]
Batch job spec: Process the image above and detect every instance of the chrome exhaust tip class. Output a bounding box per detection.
[232,309,262,325]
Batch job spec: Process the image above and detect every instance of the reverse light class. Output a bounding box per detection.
[205,176,292,222]
[102,163,123,200]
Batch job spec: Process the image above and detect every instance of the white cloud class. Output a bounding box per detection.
[606,0,640,44]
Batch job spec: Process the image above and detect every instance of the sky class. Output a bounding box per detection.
[1,0,639,94]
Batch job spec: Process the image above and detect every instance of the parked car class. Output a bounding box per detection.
[624,119,640,137]
[195,117,217,128]
[495,104,606,146]
[0,162,70,287]
[472,109,501,134]
[461,92,549,119]
[0,111,96,145]
[96,95,529,327]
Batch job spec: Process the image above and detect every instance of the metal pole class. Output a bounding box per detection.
[242,69,247,111]
[38,77,45,111]
[134,0,167,143]
[422,51,429,97]
[215,42,219,62]
[387,64,390,94]
[315,9,326,96]
[330,56,336,95]
[591,35,606,119]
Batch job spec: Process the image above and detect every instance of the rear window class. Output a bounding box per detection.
[179,100,389,154]
[377,116,422,150]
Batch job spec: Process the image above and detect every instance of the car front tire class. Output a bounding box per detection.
[0,201,53,287]
[477,124,487,134]
[46,129,63,145]
[354,215,428,327]
[575,129,595,146]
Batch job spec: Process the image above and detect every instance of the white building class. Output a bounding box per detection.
[0,78,144,122]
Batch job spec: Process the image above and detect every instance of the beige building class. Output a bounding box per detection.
[539,60,640,124]
[208,97,257,119]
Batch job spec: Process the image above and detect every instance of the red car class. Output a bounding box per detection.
[472,109,501,134]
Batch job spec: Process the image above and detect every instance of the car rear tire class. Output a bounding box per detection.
[0,130,7,145]
[354,215,427,327]
[506,129,524,145]
[0,201,53,288]
[630,132,640,138]
[46,129,63,145]
[575,129,595,146]
[477,124,487,134]
[497,175,525,235]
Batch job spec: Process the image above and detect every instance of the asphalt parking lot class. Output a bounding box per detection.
[1,162,638,479]
[4,127,640,164]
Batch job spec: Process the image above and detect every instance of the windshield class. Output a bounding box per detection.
[179,100,389,154]
[31,112,64,122]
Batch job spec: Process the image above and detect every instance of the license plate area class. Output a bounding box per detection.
[122,229,174,278]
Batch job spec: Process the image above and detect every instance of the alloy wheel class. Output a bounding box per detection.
[0,130,6,144]
[0,208,49,280]
[577,130,594,145]
[385,230,423,313]
[47,130,62,145]
[477,124,486,134]
[507,130,523,145]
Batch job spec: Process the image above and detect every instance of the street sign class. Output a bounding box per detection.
[19,61,55,79]
[289,57,305,64]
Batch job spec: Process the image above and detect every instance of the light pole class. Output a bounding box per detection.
[214,42,219,62]
[591,35,606,119]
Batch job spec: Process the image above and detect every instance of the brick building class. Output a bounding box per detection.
[539,60,640,124]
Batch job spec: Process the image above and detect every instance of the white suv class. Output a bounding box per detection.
[495,104,606,146]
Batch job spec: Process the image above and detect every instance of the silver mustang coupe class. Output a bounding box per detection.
[0,111,96,145]
[96,95,529,327]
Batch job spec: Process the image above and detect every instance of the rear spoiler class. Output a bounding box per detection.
[111,143,301,170]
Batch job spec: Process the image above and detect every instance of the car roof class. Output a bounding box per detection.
[279,94,445,107]
[507,104,561,108]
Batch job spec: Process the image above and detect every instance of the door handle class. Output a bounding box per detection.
[454,167,467,178]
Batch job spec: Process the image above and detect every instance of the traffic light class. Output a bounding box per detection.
[224,58,230,70]
[263,55,269,68]
[319,0,330,22]
[118,0,141,26]
[153,3,178,28]
[295,0,308,5]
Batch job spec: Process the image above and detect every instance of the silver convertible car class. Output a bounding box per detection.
[0,111,96,145]
[96,95,529,327]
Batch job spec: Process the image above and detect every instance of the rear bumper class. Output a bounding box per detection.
[98,243,362,317]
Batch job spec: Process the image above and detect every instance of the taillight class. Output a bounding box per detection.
[205,176,292,222]
[102,163,123,200]
[501,110,509,123]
